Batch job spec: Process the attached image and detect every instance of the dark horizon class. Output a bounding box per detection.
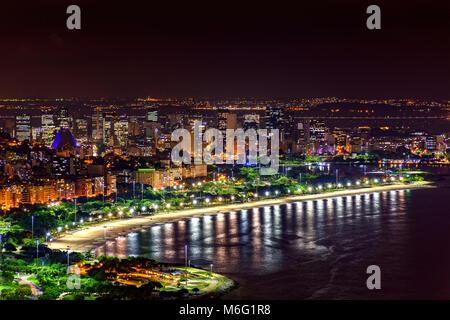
[0,1,448,99]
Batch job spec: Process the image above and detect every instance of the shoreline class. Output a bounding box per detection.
[47,183,433,253]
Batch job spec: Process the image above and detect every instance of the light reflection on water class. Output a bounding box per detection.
[94,188,450,299]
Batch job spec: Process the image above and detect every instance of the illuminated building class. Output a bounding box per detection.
[114,116,129,146]
[41,112,56,147]
[15,114,31,142]
[92,110,105,143]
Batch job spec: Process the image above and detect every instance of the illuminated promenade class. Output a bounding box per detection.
[47,183,433,253]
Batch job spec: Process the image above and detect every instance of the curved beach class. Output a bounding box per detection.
[47,183,433,253]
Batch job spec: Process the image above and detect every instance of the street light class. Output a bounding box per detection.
[210,264,213,273]
[31,215,34,243]
[36,240,39,274]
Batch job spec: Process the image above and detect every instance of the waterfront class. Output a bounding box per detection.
[93,184,450,299]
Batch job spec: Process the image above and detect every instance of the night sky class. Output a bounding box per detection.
[0,1,448,98]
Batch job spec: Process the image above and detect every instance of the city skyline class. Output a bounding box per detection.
[0,0,450,307]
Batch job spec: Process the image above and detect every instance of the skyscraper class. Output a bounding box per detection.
[56,107,71,130]
[73,118,89,145]
[114,116,129,146]
[15,114,31,142]
[146,106,158,122]
[92,109,105,144]
[265,104,284,130]
[41,111,56,147]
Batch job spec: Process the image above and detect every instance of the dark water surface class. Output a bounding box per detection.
[96,185,450,299]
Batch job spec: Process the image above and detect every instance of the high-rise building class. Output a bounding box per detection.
[15,114,31,142]
[73,118,89,145]
[92,110,105,143]
[114,116,129,146]
[243,114,259,131]
[56,107,71,129]
[146,106,158,122]
[265,104,284,130]
[218,112,237,133]
[104,114,114,146]
[41,112,56,147]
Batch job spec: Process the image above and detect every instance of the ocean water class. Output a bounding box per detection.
[96,185,450,299]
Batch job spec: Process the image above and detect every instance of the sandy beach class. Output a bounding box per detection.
[47,183,433,253]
